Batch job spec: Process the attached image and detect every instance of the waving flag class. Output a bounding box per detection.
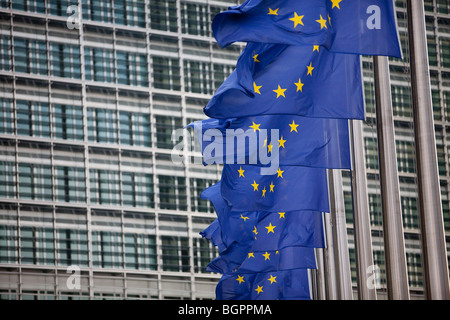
[188,114,351,169]
[220,164,329,213]
[212,0,402,58]
[203,42,364,120]
[216,269,311,300]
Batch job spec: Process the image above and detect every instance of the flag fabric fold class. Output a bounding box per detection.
[212,0,402,58]
[204,42,364,120]
[220,164,330,213]
[188,114,351,169]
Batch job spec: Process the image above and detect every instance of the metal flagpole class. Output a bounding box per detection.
[373,56,410,300]
[328,169,353,300]
[406,0,450,300]
[350,120,377,300]
[323,198,339,300]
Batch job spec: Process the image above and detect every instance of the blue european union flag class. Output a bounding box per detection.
[207,244,316,274]
[212,0,402,58]
[203,42,364,120]
[220,164,329,213]
[200,182,326,250]
[216,269,311,300]
[188,114,351,169]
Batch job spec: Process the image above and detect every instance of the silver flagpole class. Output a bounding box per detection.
[323,198,339,300]
[328,169,353,300]
[406,0,450,299]
[373,56,410,300]
[350,120,377,300]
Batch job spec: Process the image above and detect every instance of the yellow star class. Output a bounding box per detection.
[267,143,273,153]
[307,62,314,76]
[276,168,284,178]
[273,85,287,98]
[265,223,276,234]
[248,252,255,258]
[251,180,259,191]
[316,14,327,29]
[249,121,261,132]
[263,252,271,260]
[328,14,332,26]
[313,45,320,52]
[278,136,286,148]
[252,227,258,236]
[236,275,245,284]
[331,0,342,9]
[262,187,267,198]
[238,166,245,178]
[253,82,262,95]
[252,54,260,62]
[268,275,277,284]
[294,78,304,92]
[255,285,264,295]
[269,182,275,192]
[278,212,286,219]
[240,214,249,221]
[289,12,304,28]
[289,120,299,132]
[268,8,279,15]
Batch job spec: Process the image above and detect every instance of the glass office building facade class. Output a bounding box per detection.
[0,0,448,300]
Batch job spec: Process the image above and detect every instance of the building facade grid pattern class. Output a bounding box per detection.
[0,0,448,300]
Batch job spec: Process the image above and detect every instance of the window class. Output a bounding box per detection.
[14,38,48,75]
[84,47,115,83]
[12,0,45,13]
[53,104,84,141]
[364,137,379,170]
[87,108,118,144]
[193,238,217,273]
[50,43,81,79]
[0,98,14,135]
[57,229,88,266]
[0,225,17,264]
[0,36,11,71]
[427,36,438,67]
[158,175,187,211]
[92,231,123,269]
[190,178,216,213]
[54,166,86,203]
[82,0,113,23]
[0,162,15,198]
[48,0,78,16]
[114,0,145,27]
[117,51,148,87]
[368,194,382,227]
[155,115,182,149]
[213,63,234,91]
[184,60,213,95]
[149,0,178,32]
[406,252,423,288]
[89,169,121,206]
[401,196,419,229]
[396,140,415,174]
[391,86,412,118]
[122,172,154,208]
[440,37,450,68]
[16,100,51,138]
[19,163,53,201]
[181,2,208,36]
[437,0,450,14]
[119,111,151,147]
[20,227,54,265]
[161,236,190,272]
[124,233,157,270]
[152,56,181,90]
